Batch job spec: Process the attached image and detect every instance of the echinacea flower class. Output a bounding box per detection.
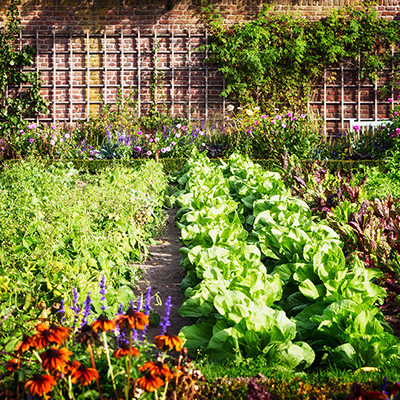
[25,374,56,397]
[113,307,149,331]
[63,360,81,375]
[15,334,35,355]
[5,359,20,372]
[34,323,71,349]
[113,342,140,359]
[40,347,72,373]
[75,324,100,346]
[139,361,174,381]
[91,313,116,333]
[136,372,164,392]
[154,331,182,352]
[70,364,99,386]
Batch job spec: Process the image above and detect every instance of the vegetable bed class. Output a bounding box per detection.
[174,150,400,370]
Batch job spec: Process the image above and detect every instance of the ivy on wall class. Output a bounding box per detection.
[0,0,48,137]
[202,3,400,111]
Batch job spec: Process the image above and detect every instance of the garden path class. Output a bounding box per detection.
[134,208,191,342]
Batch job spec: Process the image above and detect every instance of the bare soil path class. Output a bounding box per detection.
[134,208,192,342]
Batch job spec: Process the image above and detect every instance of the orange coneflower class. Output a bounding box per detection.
[113,342,140,359]
[91,313,116,333]
[154,331,182,352]
[136,372,164,392]
[25,374,57,397]
[63,360,81,375]
[40,347,73,373]
[139,361,174,381]
[75,324,100,346]
[113,307,149,331]
[34,323,70,349]
[5,359,20,372]
[14,334,35,355]
[70,364,99,386]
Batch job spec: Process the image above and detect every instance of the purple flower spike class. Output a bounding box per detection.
[70,287,80,330]
[81,293,93,327]
[159,296,172,335]
[58,299,66,323]
[118,303,124,315]
[136,296,142,313]
[99,275,107,311]
[144,287,152,316]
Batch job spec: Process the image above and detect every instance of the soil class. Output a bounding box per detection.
[134,207,192,342]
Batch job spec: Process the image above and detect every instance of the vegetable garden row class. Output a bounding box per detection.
[174,150,400,370]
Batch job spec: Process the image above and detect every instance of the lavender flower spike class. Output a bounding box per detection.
[144,287,152,316]
[99,274,107,311]
[159,296,172,335]
[70,287,80,330]
[57,299,66,323]
[136,296,142,313]
[81,293,93,327]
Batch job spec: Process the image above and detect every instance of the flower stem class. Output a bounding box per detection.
[102,331,117,395]
[87,342,104,400]
[126,332,133,400]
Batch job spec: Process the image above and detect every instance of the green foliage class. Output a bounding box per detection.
[0,0,48,139]
[203,3,400,110]
[0,159,168,344]
[174,150,399,370]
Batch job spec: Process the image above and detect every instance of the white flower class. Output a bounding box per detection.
[175,133,181,138]
[166,146,171,152]
[147,150,152,156]
[64,133,70,139]
[237,107,243,110]
[254,107,260,111]
[227,104,234,112]
[246,109,253,116]
[154,137,159,142]
[202,142,206,147]
[59,138,64,143]
[176,124,181,129]
[171,141,176,146]
[199,131,204,136]
[50,140,55,146]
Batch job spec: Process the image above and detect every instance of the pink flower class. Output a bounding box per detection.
[50,140,55,146]
[300,114,306,119]
[147,150,152,156]
[396,128,400,135]
[161,148,166,153]
[166,146,171,152]
[89,158,93,161]
[394,112,399,116]
[136,146,142,152]
[287,112,292,117]
[261,115,267,119]
[276,115,281,120]
[29,138,34,143]
[145,134,150,139]
[388,98,393,102]
[281,123,286,128]
[255,121,259,125]
[149,138,153,143]
[19,130,24,134]
[201,142,206,147]
[271,120,276,125]
[137,131,143,135]
[51,125,56,130]
[353,125,360,131]
[171,141,176,146]
[292,117,297,121]
[199,131,204,136]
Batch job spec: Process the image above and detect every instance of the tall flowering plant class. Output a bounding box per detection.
[0,277,198,400]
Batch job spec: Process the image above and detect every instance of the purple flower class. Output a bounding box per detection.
[144,287,152,316]
[29,138,34,143]
[57,299,66,323]
[292,117,297,121]
[99,275,107,311]
[70,287,80,330]
[81,293,92,327]
[271,120,276,125]
[353,125,360,131]
[118,303,124,315]
[136,297,142,313]
[159,296,172,335]
[136,146,142,152]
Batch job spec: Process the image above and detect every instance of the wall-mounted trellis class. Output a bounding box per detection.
[17,27,397,133]
[20,26,225,126]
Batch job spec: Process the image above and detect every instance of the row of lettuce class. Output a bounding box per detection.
[173,150,400,370]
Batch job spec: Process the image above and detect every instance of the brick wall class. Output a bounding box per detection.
[1,0,400,133]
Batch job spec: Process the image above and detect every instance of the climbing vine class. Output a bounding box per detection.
[0,0,48,137]
[202,3,400,111]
